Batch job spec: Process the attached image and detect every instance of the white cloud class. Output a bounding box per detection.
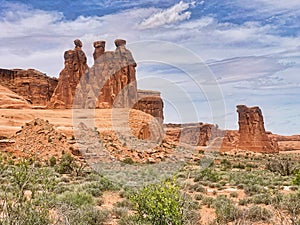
[139,1,195,29]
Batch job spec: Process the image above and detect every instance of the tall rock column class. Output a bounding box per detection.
[237,105,279,153]
[49,39,89,108]
[86,39,138,109]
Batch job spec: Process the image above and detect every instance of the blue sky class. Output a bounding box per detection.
[0,0,299,135]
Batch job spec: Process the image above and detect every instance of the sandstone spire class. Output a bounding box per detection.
[49,39,89,108]
[237,105,279,153]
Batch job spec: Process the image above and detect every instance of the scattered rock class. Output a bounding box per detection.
[6,118,79,162]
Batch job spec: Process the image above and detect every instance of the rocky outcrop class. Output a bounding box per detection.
[237,105,279,153]
[268,134,300,151]
[49,39,89,108]
[6,118,78,162]
[0,85,32,109]
[164,123,223,147]
[0,68,57,106]
[134,90,164,123]
[77,39,138,109]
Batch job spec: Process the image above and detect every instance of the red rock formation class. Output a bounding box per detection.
[237,105,279,153]
[76,39,138,109]
[0,85,32,109]
[45,39,164,123]
[49,39,89,108]
[0,68,57,106]
[164,123,222,146]
[134,90,164,123]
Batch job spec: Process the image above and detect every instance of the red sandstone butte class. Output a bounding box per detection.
[237,105,279,153]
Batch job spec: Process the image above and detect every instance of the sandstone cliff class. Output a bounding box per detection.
[164,123,223,147]
[0,68,57,106]
[134,90,164,123]
[0,85,32,109]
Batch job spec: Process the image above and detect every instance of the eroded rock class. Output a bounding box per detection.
[237,105,279,153]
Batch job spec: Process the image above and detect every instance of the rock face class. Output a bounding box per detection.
[0,68,57,106]
[73,39,163,121]
[164,123,222,147]
[237,105,279,153]
[134,90,164,123]
[78,39,138,109]
[49,39,89,108]
[0,85,32,109]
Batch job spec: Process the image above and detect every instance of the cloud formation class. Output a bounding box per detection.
[139,1,195,29]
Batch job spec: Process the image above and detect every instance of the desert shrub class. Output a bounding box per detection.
[1,201,51,225]
[202,196,214,208]
[59,206,109,225]
[250,193,272,205]
[266,158,298,176]
[195,194,203,201]
[213,195,238,224]
[0,160,57,225]
[118,215,151,225]
[194,168,220,183]
[238,198,249,206]
[277,192,300,223]
[220,159,232,170]
[233,163,245,169]
[130,180,199,225]
[55,153,74,174]
[112,206,128,219]
[244,184,266,196]
[58,191,93,208]
[244,205,272,222]
[49,156,56,167]
[293,171,300,185]
[189,183,207,193]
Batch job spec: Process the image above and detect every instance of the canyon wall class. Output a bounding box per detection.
[0,68,57,106]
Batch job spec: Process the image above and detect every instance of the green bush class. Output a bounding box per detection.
[1,201,50,225]
[293,172,300,185]
[55,153,74,174]
[130,180,198,225]
[49,156,56,167]
[58,191,93,208]
[194,168,220,182]
[59,205,109,225]
[213,195,238,224]
[245,205,272,222]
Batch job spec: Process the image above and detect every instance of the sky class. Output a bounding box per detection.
[0,0,299,135]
